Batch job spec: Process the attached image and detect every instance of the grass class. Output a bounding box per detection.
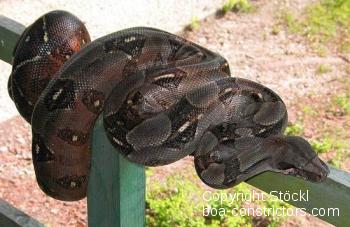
[285,122,304,136]
[285,114,349,168]
[310,133,349,169]
[187,16,200,31]
[221,0,254,14]
[271,25,280,35]
[146,168,289,227]
[301,105,317,116]
[315,64,332,74]
[278,0,350,53]
[334,94,350,114]
[325,93,350,116]
[310,137,333,154]
[328,149,350,168]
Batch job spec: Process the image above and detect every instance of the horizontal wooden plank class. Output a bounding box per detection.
[0,199,44,227]
[88,116,145,227]
[247,166,350,227]
[0,15,25,64]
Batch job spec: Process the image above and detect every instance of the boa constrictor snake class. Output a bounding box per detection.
[8,10,329,201]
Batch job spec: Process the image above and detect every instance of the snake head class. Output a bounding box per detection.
[269,136,330,182]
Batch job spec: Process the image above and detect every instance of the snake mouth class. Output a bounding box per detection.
[280,157,330,182]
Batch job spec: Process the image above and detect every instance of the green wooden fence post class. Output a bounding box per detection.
[0,199,44,227]
[247,166,350,227]
[88,116,145,227]
[0,15,25,64]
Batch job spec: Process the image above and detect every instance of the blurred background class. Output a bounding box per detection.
[0,0,349,226]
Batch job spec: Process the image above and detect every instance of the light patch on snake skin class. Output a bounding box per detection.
[259,128,266,134]
[70,182,77,188]
[126,54,132,60]
[224,87,233,94]
[112,137,124,146]
[200,163,225,186]
[32,134,55,162]
[124,36,136,43]
[94,100,100,107]
[82,90,105,114]
[12,55,42,74]
[178,121,191,133]
[126,114,172,150]
[65,55,70,59]
[25,36,30,42]
[253,101,286,126]
[153,73,176,81]
[57,128,88,146]
[42,16,49,43]
[52,88,64,100]
[43,33,49,43]
[197,113,204,120]
[72,135,78,142]
[56,175,87,190]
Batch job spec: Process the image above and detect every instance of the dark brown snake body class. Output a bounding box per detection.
[8,11,329,201]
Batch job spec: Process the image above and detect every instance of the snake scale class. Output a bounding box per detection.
[8,11,329,201]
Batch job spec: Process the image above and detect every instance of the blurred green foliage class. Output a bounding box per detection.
[222,0,254,14]
[279,0,350,53]
[146,169,289,227]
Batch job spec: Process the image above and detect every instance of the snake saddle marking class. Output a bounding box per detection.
[8,10,329,201]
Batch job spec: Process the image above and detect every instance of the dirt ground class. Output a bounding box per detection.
[0,0,348,226]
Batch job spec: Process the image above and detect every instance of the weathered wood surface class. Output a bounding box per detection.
[88,116,146,227]
[0,199,44,227]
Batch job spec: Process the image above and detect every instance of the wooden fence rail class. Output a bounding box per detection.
[1,15,350,227]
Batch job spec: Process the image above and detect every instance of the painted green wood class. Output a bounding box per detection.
[247,166,350,227]
[0,15,25,64]
[88,116,145,227]
[0,199,44,227]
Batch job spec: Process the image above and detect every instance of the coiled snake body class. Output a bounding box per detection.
[8,11,329,201]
